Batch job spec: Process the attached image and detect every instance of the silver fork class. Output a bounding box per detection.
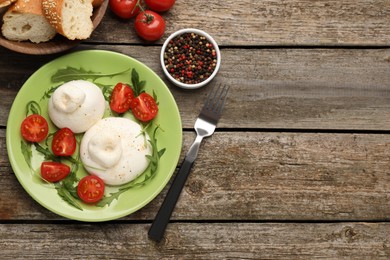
[148,84,230,242]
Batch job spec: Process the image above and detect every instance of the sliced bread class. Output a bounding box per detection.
[1,0,57,43]
[42,0,93,40]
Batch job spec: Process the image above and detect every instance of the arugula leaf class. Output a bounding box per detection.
[51,66,130,83]
[40,85,61,101]
[21,140,33,170]
[152,90,159,105]
[34,142,78,165]
[55,183,83,211]
[131,68,146,96]
[25,101,41,116]
[96,125,166,207]
[96,189,128,207]
[94,82,114,102]
[34,143,59,162]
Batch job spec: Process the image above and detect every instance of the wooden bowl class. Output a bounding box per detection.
[0,0,108,55]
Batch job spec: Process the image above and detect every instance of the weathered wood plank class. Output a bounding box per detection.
[1,46,390,129]
[1,129,390,221]
[0,223,389,259]
[90,0,390,46]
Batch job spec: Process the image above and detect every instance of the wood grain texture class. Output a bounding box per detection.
[0,0,389,257]
[0,223,389,259]
[91,0,390,46]
[1,46,389,129]
[2,129,390,221]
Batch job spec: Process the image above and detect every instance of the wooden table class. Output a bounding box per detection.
[1,0,390,258]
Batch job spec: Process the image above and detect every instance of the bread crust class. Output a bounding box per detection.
[41,0,64,35]
[0,0,16,8]
[8,0,43,15]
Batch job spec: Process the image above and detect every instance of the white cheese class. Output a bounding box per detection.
[48,80,105,133]
[80,117,152,186]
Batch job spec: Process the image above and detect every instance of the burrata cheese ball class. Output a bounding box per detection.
[48,80,106,133]
[80,117,152,186]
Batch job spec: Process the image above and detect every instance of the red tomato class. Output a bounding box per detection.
[144,0,175,12]
[40,162,70,182]
[52,128,77,156]
[77,175,105,203]
[110,83,135,113]
[134,10,165,41]
[130,92,158,122]
[20,114,49,142]
[109,0,140,19]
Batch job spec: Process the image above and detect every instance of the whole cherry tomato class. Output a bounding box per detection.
[109,0,140,19]
[134,10,165,41]
[77,175,105,204]
[40,162,70,182]
[130,92,159,122]
[144,0,175,12]
[52,128,77,156]
[110,83,134,113]
[20,114,49,142]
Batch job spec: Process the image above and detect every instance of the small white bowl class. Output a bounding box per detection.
[160,28,221,89]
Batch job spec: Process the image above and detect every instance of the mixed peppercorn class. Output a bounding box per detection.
[163,32,218,85]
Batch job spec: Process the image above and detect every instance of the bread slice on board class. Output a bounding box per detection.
[1,0,57,43]
[42,0,93,40]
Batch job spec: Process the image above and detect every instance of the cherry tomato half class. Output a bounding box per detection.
[110,83,135,113]
[52,128,77,156]
[109,0,140,19]
[144,0,175,12]
[41,162,70,182]
[134,10,165,41]
[77,175,105,204]
[130,92,158,122]
[20,114,49,142]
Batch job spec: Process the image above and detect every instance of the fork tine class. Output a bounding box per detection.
[205,84,229,114]
[213,84,230,114]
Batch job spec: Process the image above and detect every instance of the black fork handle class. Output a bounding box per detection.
[148,157,194,242]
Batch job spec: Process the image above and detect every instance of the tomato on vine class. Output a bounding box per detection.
[109,0,140,19]
[144,0,175,12]
[134,10,165,41]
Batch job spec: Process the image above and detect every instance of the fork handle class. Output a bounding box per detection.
[148,157,194,242]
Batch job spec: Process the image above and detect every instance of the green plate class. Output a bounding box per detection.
[6,50,182,222]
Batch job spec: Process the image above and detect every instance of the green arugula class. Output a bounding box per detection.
[94,82,114,102]
[21,141,33,170]
[131,68,146,96]
[33,143,58,162]
[41,84,61,101]
[25,101,41,116]
[51,66,130,83]
[41,66,129,101]
[21,101,42,171]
